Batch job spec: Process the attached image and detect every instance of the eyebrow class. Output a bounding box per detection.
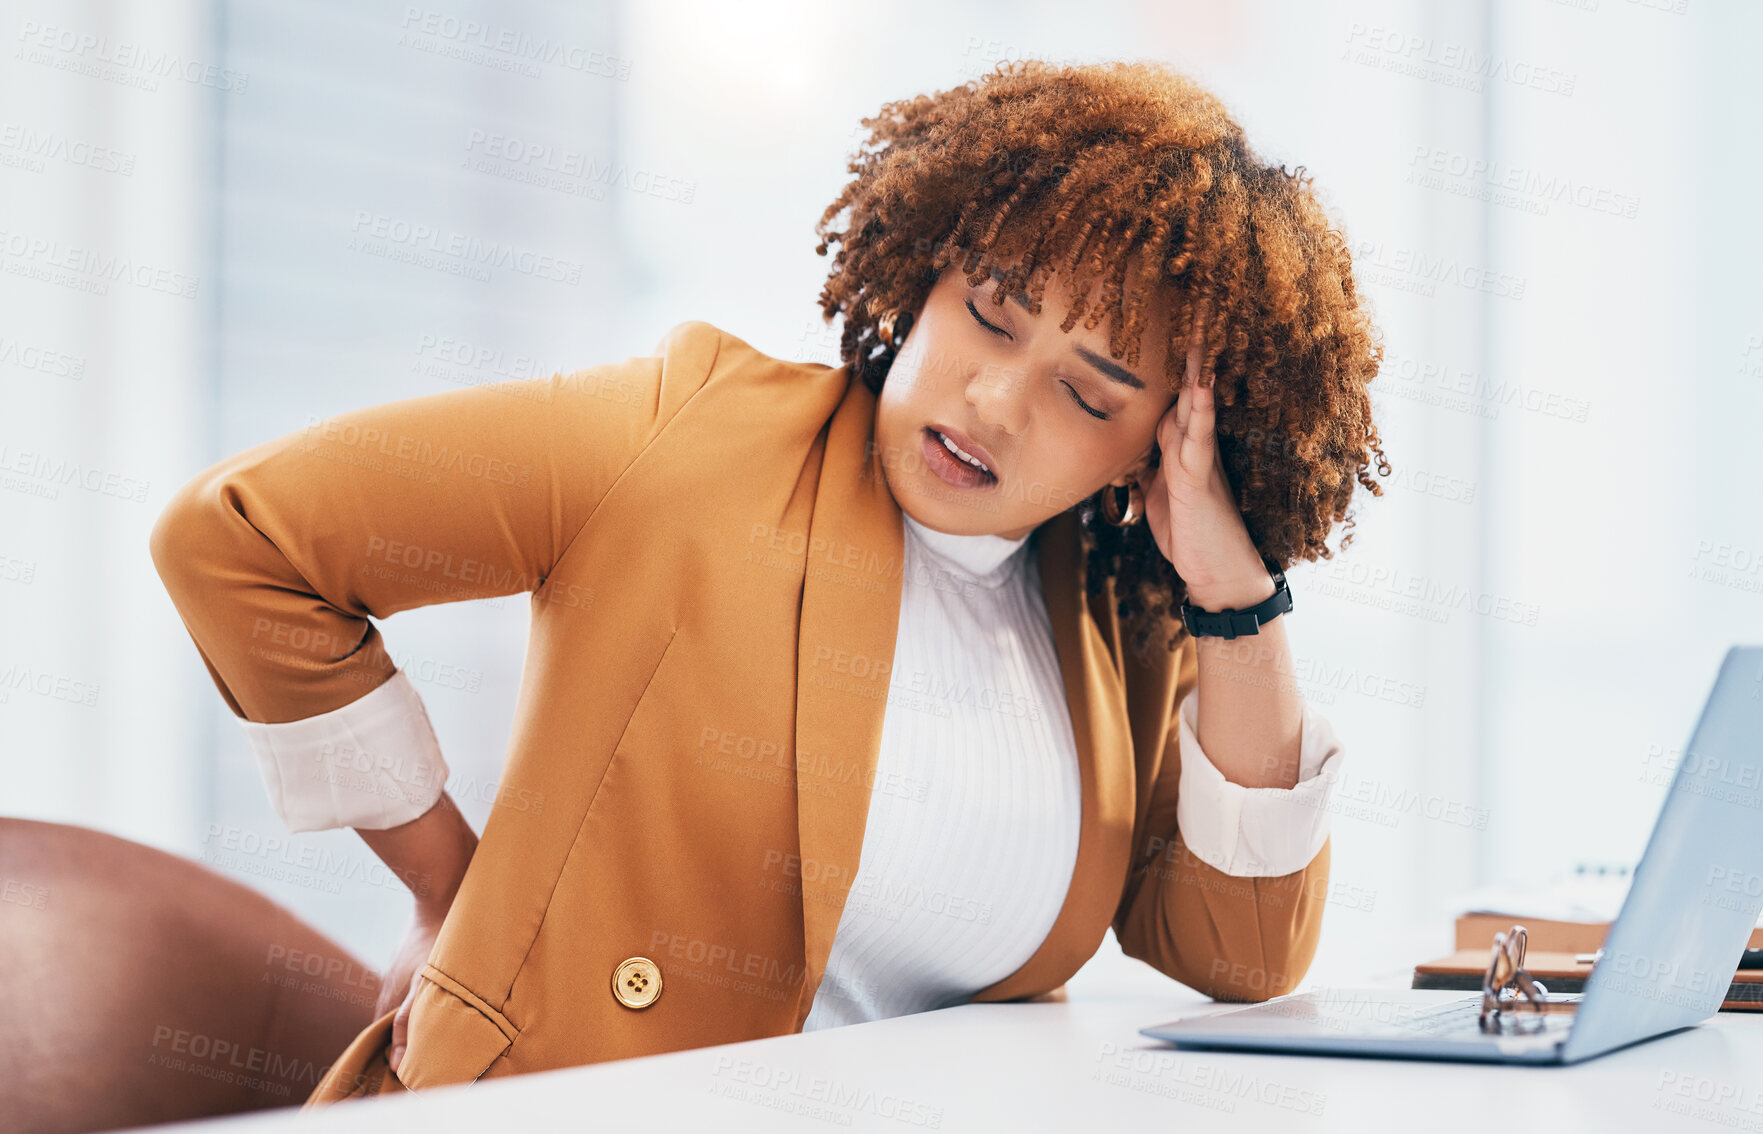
[984,268,1146,390]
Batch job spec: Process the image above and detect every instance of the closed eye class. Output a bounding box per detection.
[1062,382,1109,420]
[966,298,1009,338]
[966,297,1110,421]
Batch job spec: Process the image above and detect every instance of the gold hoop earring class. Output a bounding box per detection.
[1100,481,1142,527]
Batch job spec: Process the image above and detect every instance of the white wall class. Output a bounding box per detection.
[1,0,214,851]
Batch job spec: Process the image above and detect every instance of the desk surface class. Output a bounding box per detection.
[131,928,1763,1134]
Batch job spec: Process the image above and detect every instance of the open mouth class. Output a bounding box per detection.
[922,427,998,488]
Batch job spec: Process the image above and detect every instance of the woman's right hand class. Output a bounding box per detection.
[350,791,481,1078]
[381,907,448,1076]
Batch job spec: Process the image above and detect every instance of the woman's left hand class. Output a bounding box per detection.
[1139,301,1276,610]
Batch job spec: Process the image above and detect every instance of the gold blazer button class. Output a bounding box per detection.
[611,956,663,1009]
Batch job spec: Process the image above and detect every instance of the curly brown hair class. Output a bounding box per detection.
[812,58,1392,661]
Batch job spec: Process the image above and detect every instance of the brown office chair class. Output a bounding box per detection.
[0,817,380,1133]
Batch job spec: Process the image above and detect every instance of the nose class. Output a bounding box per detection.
[964,357,1027,439]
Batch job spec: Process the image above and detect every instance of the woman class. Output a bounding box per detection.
[145,58,1388,1107]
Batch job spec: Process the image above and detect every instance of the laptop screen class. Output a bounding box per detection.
[1565,646,1763,1061]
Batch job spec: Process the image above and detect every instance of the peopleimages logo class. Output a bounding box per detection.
[14,20,250,93]
[1348,237,1527,301]
[1405,144,1640,220]
[1341,22,1576,96]
[1314,559,1542,627]
[0,228,198,298]
[396,7,633,80]
[347,212,585,285]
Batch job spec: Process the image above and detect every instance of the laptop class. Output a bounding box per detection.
[1140,644,1763,1065]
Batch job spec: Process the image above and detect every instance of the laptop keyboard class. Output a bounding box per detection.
[1386,994,1582,1036]
[1391,998,1490,1034]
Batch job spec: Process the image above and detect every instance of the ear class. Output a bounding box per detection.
[1113,440,1160,487]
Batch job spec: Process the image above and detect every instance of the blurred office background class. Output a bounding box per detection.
[3,0,1760,977]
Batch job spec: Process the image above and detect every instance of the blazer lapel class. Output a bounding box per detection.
[790,372,904,1029]
[789,373,1138,1028]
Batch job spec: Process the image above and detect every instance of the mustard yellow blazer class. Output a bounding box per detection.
[150,320,1330,1104]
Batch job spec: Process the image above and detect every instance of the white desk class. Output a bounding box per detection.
[129,928,1763,1134]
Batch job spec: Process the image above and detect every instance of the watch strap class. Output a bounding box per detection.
[1180,566,1292,640]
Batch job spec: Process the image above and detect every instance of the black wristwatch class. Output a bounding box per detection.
[1179,564,1292,640]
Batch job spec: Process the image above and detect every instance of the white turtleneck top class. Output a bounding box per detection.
[236,512,1345,1029]
[801,512,1077,1029]
[798,512,1343,1029]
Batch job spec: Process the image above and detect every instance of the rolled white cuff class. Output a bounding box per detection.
[238,668,450,834]
[1173,686,1343,877]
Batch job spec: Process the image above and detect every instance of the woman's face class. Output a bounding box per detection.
[874,253,1181,541]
